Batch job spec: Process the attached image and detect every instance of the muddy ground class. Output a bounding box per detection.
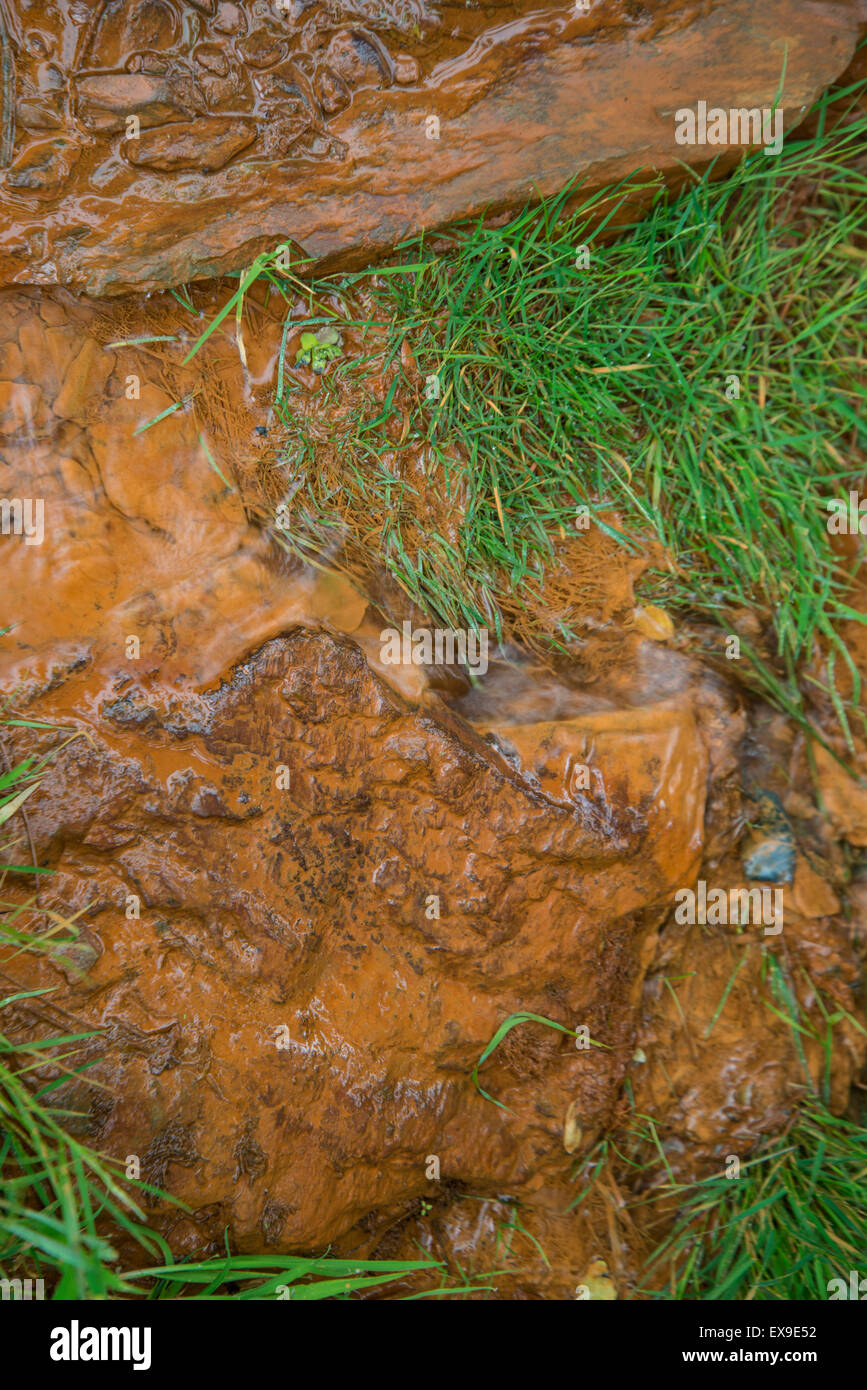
[1,273,865,1297]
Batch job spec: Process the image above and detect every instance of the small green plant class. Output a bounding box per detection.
[295,326,343,373]
[471,1011,608,1111]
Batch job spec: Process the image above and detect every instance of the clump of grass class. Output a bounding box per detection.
[641,1104,867,1300]
[0,984,171,1299]
[638,952,867,1299]
[390,89,865,665]
[0,715,87,964]
[259,76,867,742]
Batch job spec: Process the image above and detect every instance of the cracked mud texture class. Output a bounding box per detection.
[0,0,862,294]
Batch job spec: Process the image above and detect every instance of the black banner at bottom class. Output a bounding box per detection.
[2,1294,860,1379]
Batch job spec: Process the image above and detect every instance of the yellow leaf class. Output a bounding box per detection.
[0,781,38,827]
[632,604,674,642]
[578,1258,618,1300]
[563,1100,583,1154]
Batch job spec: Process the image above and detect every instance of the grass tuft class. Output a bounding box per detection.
[641,1104,867,1300]
[260,76,867,739]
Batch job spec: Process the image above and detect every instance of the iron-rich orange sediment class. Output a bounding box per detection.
[0,0,860,294]
[2,285,864,1294]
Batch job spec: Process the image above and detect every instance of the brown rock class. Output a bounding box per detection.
[75,74,194,133]
[5,139,80,196]
[0,0,859,295]
[124,117,258,172]
[3,630,706,1252]
[787,856,841,919]
[0,380,46,435]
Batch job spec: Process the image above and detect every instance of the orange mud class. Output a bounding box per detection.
[1,284,865,1297]
[0,2,860,294]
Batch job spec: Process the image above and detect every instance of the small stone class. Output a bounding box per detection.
[237,32,288,69]
[326,31,384,88]
[195,44,230,77]
[392,54,420,84]
[213,2,245,33]
[56,938,101,983]
[315,67,351,116]
[787,856,840,918]
[633,604,675,642]
[124,117,257,172]
[5,139,80,195]
[741,788,796,884]
[112,0,179,56]
[76,74,192,133]
[742,834,796,883]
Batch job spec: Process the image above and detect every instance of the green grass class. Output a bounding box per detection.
[642,1104,867,1300]
[472,1011,579,1111]
[247,74,867,746]
[472,1011,609,1112]
[0,716,88,964]
[636,952,867,1299]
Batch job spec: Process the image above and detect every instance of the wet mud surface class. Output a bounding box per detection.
[2,284,866,1294]
[0,0,861,293]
